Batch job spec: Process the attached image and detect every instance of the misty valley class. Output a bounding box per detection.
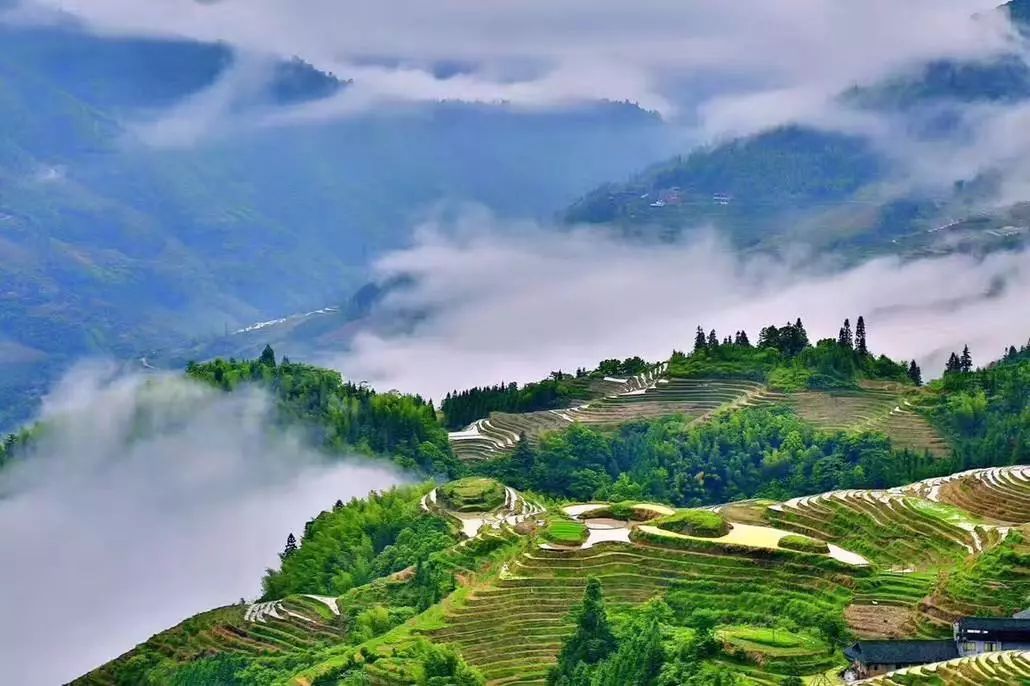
[0,1,1029,686]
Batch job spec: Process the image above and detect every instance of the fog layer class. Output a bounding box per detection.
[0,363,407,685]
[332,215,1030,398]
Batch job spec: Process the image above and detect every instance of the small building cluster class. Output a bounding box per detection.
[843,616,1030,680]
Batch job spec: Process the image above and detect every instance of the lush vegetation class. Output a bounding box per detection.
[542,520,589,546]
[478,406,936,506]
[924,343,1030,469]
[581,501,663,522]
[548,580,749,686]
[652,510,729,538]
[670,317,911,390]
[437,478,506,512]
[441,357,650,429]
[778,534,830,554]
[262,484,456,599]
[187,347,461,476]
[565,126,881,232]
[78,462,1030,685]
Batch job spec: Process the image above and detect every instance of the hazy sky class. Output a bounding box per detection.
[0,364,407,685]
[10,0,1030,198]
[7,1,1015,128]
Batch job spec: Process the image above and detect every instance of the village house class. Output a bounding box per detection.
[844,615,1030,680]
[843,640,958,679]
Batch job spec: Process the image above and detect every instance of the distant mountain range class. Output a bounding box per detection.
[5,2,1030,428]
[0,21,669,429]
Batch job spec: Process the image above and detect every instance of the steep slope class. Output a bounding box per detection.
[31,335,1021,684]
[73,467,1030,686]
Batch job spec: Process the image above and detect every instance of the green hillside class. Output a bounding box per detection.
[72,469,1030,686]
[49,321,1030,686]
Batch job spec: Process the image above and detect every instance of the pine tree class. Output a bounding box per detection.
[791,317,807,344]
[839,318,853,349]
[259,344,277,367]
[945,352,961,374]
[960,345,973,373]
[908,360,922,386]
[548,577,616,685]
[707,329,719,348]
[855,316,868,356]
[693,326,707,353]
[334,499,344,510]
[589,615,664,686]
[758,324,780,350]
[280,533,298,562]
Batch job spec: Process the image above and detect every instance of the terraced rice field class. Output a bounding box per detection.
[768,470,1030,639]
[862,649,1030,685]
[915,529,1030,633]
[717,626,839,676]
[918,466,1030,524]
[766,491,976,571]
[449,376,766,462]
[75,600,344,685]
[428,541,858,686]
[450,372,951,463]
[785,383,949,457]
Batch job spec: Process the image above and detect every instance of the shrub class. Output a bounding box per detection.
[438,478,506,512]
[652,510,730,537]
[581,501,663,521]
[778,534,829,554]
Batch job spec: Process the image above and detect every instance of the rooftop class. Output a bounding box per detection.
[957,617,1030,633]
[844,640,958,665]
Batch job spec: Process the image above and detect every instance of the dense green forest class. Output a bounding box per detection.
[924,342,1030,468]
[547,578,810,686]
[441,375,589,431]
[186,346,461,476]
[441,357,650,430]
[262,484,456,599]
[670,318,913,390]
[478,407,934,505]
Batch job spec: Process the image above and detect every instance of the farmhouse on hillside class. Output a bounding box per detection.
[843,640,958,679]
[844,615,1030,679]
[955,616,1030,655]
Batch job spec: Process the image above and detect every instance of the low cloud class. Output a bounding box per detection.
[330,212,1030,399]
[0,362,407,685]
[9,0,1016,129]
[16,0,1030,206]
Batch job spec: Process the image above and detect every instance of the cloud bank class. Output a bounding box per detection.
[330,213,1030,399]
[9,0,1016,129]
[14,0,1030,205]
[0,363,407,686]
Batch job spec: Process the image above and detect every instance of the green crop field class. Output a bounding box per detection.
[542,521,588,546]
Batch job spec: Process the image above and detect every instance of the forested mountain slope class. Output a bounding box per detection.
[564,2,1030,257]
[0,22,668,430]
[24,316,1023,685]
